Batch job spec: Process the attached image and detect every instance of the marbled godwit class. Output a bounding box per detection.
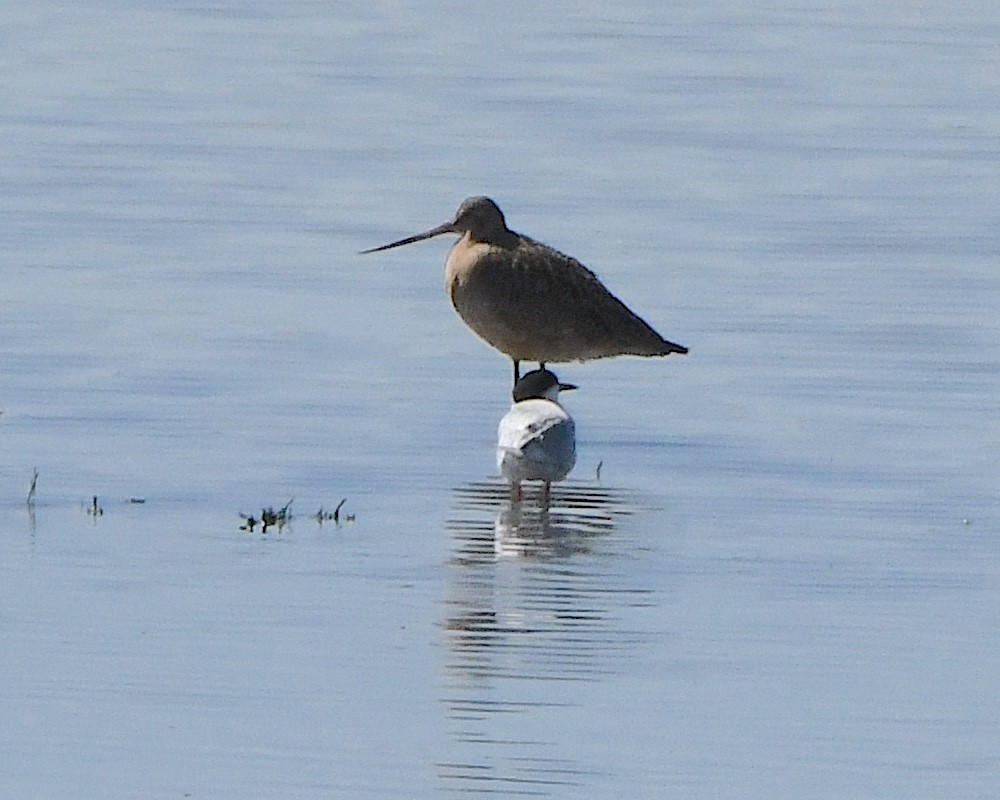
[497,368,577,498]
[361,196,688,384]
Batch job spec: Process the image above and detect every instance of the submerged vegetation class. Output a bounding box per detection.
[20,469,353,535]
[239,497,355,533]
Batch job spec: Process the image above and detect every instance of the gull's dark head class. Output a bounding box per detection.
[512,368,577,404]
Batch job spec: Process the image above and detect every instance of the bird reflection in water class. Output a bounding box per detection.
[440,479,649,794]
[450,479,634,562]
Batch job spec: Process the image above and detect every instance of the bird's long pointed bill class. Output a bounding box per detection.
[359,221,456,254]
[559,383,577,392]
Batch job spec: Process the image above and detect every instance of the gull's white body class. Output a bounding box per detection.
[497,369,576,492]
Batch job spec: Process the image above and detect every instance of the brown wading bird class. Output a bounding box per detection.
[361,196,688,385]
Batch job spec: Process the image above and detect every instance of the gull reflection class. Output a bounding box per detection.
[451,479,634,563]
[439,478,649,795]
[494,495,617,560]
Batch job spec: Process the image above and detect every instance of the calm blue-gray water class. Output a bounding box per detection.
[2,2,998,797]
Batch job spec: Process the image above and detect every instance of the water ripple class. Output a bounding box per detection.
[439,479,651,795]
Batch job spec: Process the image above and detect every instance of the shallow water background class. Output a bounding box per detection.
[2,2,998,797]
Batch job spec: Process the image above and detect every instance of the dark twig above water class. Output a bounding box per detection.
[314,498,355,526]
[27,468,38,506]
[87,496,103,516]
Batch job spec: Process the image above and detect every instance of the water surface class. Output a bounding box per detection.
[2,2,998,797]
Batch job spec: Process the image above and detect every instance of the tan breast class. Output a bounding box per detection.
[444,232,493,289]
[444,233,529,358]
[444,234,563,361]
